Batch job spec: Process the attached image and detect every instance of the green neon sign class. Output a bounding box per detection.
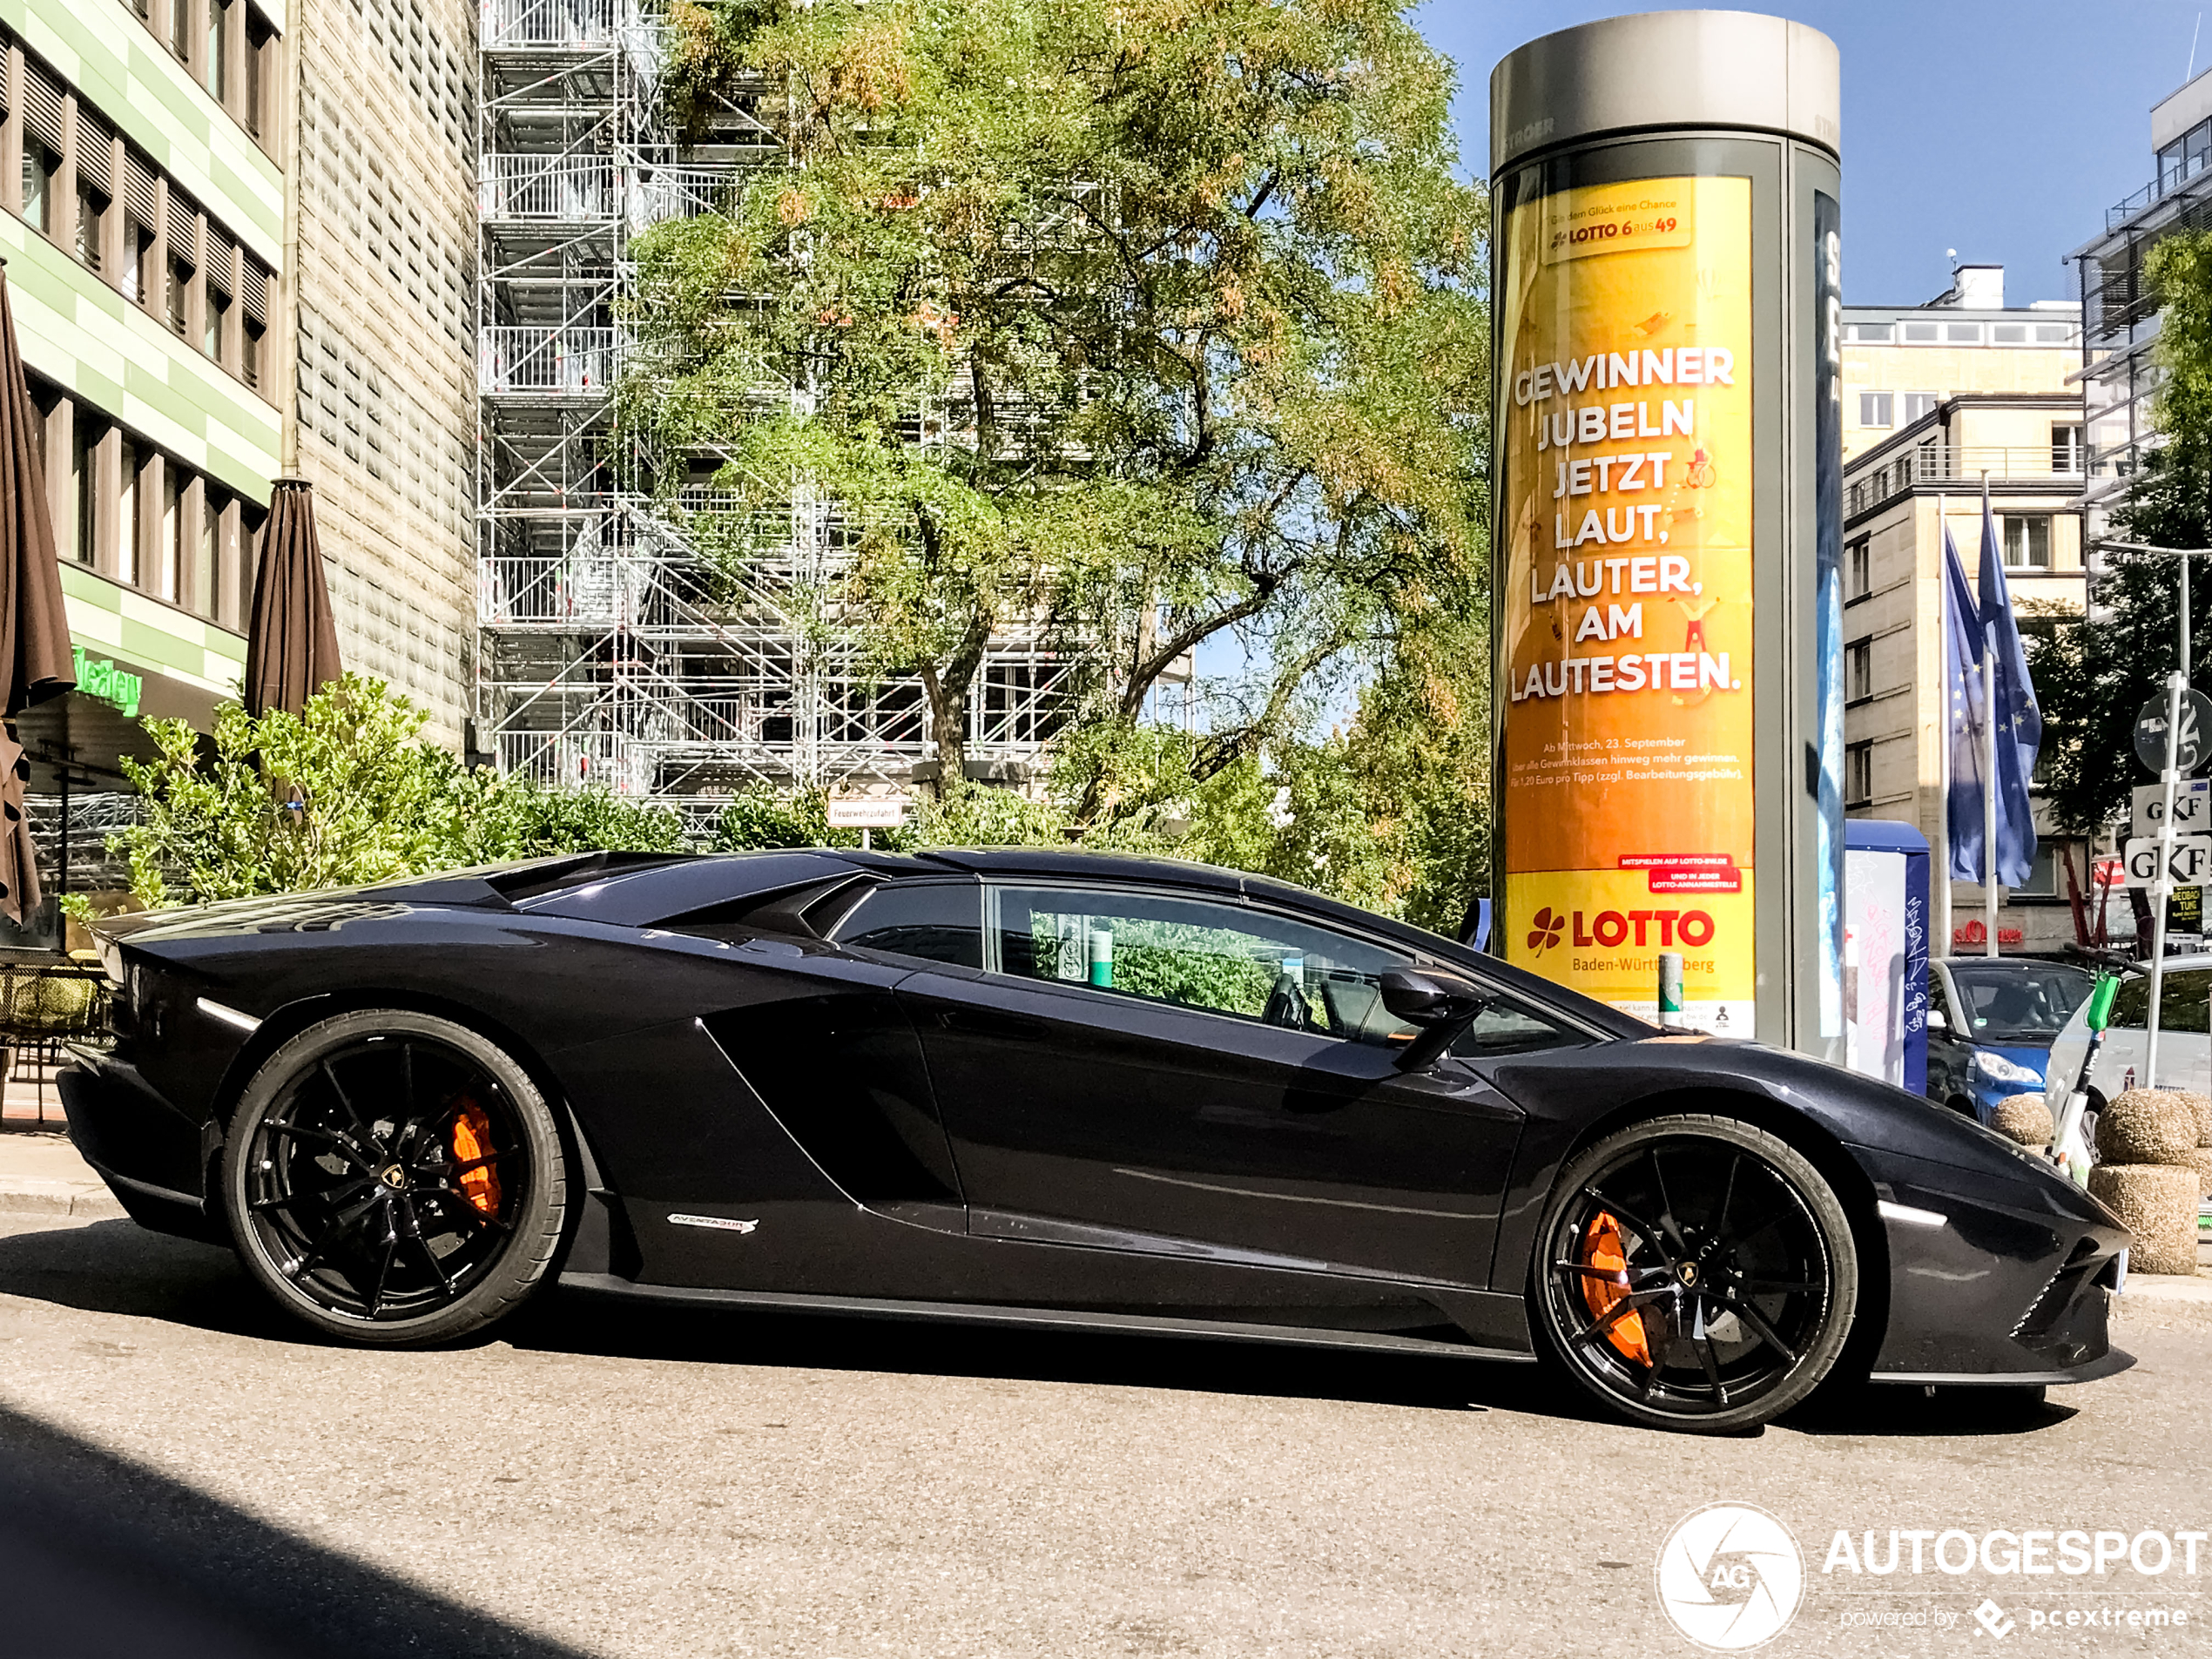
[72,646,143,718]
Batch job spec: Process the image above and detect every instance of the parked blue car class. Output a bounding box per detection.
[1925,957,2097,1123]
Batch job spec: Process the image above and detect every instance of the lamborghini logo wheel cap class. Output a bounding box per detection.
[379,1164,407,1190]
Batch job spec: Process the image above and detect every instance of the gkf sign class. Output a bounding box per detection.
[2122,833,2212,889]
[2134,780,2211,837]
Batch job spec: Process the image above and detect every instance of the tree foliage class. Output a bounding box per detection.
[110,677,684,909]
[630,0,1488,803]
[2031,230,2212,834]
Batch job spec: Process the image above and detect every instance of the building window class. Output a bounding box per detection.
[1846,741,1874,808]
[1846,537,1871,600]
[242,320,264,390]
[2002,515,2052,571]
[2053,423,2084,472]
[21,139,57,235]
[1993,323,2027,343]
[166,256,192,336]
[206,288,228,361]
[75,182,109,274]
[198,487,222,617]
[1858,392,1893,428]
[1903,392,1939,422]
[207,0,230,101]
[158,463,182,603]
[172,0,193,64]
[117,436,140,586]
[1847,321,1894,343]
[1903,321,1939,343]
[1946,322,1982,344]
[71,415,103,567]
[1846,638,1872,702]
[246,17,271,138]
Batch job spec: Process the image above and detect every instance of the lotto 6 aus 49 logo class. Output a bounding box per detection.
[1656,1503,1805,1651]
[1527,907,1566,953]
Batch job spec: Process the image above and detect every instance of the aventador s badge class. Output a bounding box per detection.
[668,1214,760,1233]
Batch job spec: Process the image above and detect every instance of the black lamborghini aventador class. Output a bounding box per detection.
[64,847,2129,1433]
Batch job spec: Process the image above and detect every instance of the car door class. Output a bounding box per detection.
[895,880,1584,1290]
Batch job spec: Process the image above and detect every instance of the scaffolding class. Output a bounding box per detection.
[475,0,1076,830]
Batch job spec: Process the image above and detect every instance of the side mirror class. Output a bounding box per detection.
[1380,967,1491,1072]
[1925,1008,1947,1032]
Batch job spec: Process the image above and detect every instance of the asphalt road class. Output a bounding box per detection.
[2,1214,2209,1659]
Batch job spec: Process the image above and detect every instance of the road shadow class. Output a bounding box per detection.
[0,1217,2092,1440]
[512,1281,1590,1420]
[1781,1380,2080,1439]
[0,1401,588,1659]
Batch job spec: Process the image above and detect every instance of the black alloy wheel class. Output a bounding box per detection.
[222,1010,569,1345]
[1532,1114,1859,1433]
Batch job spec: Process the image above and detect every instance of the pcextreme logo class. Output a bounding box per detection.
[1526,906,1715,954]
[1656,1502,1805,1651]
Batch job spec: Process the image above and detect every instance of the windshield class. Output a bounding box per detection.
[1946,962,2095,1046]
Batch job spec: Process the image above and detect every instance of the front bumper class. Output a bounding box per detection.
[1853,1143,2132,1386]
[58,1048,226,1245]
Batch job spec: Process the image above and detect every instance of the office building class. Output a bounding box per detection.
[1838,268,2091,955]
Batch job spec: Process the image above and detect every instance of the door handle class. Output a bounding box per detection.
[934,1008,1049,1042]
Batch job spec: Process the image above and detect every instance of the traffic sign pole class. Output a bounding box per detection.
[2149,556,2192,1088]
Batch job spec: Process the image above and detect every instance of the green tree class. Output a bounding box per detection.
[2032,230,2212,836]
[631,0,1487,804]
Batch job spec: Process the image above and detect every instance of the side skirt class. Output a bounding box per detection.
[556,1271,1539,1364]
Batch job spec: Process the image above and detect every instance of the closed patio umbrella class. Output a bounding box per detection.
[245,477,342,716]
[0,264,78,925]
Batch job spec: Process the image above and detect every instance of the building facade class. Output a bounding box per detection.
[1839,273,2092,956]
[2073,65,2212,560]
[0,0,475,942]
[289,0,475,746]
[3,0,285,935]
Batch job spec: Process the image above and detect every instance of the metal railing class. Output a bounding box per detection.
[479,327,621,395]
[481,155,619,221]
[481,0,618,50]
[631,167,744,231]
[1846,444,2085,517]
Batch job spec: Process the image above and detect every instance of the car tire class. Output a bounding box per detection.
[1529,1113,1860,1434]
[221,1010,569,1346]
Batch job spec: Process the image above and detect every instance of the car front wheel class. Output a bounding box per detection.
[1531,1114,1859,1433]
[221,1010,569,1346]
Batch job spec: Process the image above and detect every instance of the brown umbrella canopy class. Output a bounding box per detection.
[0,266,78,925]
[245,477,342,717]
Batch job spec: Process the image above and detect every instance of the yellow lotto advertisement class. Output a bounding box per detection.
[1499,176,1756,1032]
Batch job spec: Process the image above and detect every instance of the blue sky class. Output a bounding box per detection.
[1414,0,2209,305]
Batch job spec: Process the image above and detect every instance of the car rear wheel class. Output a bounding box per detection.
[1531,1114,1858,1433]
[221,1011,568,1346]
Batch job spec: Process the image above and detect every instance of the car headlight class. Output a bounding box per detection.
[1973,1050,2044,1086]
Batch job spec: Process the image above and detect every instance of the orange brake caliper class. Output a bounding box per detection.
[451,1099,502,1216]
[1580,1212,1652,1365]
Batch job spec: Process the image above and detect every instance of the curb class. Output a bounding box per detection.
[2120,1272,2212,1304]
[0,1180,126,1220]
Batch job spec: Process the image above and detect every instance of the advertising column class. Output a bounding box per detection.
[1490,12,1841,1054]
[1499,178,1757,1031]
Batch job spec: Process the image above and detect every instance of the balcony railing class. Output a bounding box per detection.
[481,156,619,222]
[1846,444,2084,516]
[479,327,621,395]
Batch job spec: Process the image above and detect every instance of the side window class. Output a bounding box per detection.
[831,882,984,969]
[1452,995,1593,1059]
[990,884,1420,1046]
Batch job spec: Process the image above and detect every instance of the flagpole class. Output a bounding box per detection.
[1934,493,1952,958]
[1982,475,1999,959]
